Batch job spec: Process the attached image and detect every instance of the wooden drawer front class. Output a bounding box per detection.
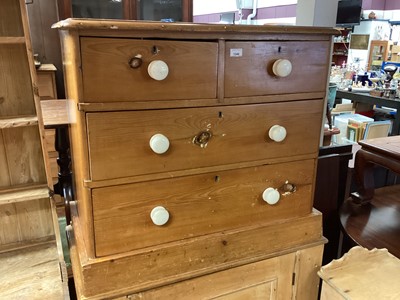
[224,41,330,98]
[124,253,295,300]
[37,72,56,100]
[80,38,218,102]
[87,100,323,181]
[93,159,315,256]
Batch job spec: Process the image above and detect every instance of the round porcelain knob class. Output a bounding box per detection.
[149,133,170,154]
[148,60,169,81]
[272,59,292,77]
[150,206,170,226]
[262,188,280,205]
[269,125,287,142]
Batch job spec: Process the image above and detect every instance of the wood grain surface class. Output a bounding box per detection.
[224,41,330,97]
[0,242,64,299]
[81,38,218,102]
[87,100,323,181]
[93,159,316,256]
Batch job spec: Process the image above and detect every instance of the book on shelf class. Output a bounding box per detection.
[363,120,392,139]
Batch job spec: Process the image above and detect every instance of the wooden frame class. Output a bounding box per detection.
[57,0,193,22]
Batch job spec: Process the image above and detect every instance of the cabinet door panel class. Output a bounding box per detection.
[124,253,295,299]
[138,0,183,21]
[71,0,123,19]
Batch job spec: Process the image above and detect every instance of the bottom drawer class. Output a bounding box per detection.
[93,159,316,256]
[69,209,323,299]
[115,245,323,300]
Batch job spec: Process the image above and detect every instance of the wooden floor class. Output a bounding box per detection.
[0,241,65,299]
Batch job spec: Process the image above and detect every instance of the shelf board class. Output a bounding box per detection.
[0,116,38,129]
[0,37,25,44]
[0,185,49,205]
[0,241,65,299]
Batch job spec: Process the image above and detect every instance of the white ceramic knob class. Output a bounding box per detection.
[148,60,169,81]
[149,133,170,154]
[262,188,280,205]
[272,59,292,77]
[150,206,170,226]
[269,125,287,142]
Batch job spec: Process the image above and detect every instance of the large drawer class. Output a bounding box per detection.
[86,100,323,181]
[224,41,330,97]
[80,38,218,102]
[93,159,316,256]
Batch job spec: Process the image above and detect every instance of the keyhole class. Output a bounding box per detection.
[152,45,160,55]
[193,131,212,148]
[218,111,223,118]
[278,46,282,53]
[214,176,220,182]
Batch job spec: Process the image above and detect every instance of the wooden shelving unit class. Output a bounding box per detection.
[368,40,392,71]
[332,29,350,67]
[0,0,69,298]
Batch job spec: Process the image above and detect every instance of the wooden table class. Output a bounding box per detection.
[340,136,400,258]
[336,90,400,135]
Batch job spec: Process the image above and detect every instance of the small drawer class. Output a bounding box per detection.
[224,41,330,97]
[86,100,323,181]
[92,159,316,256]
[80,38,218,102]
[36,72,56,100]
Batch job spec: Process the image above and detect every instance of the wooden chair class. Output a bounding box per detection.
[339,136,400,259]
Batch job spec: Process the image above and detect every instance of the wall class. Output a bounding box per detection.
[193,0,400,25]
[193,0,297,24]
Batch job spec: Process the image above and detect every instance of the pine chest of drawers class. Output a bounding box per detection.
[55,19,337,299]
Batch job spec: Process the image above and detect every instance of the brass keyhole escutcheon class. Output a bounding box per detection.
[129,54,143,68]
[193,131,212,148]
[279,182,297,194]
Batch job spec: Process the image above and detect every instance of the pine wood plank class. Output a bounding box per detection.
[75,92,326,112]
[0,197,54,246]
[0,115,38,129]
[125,253,292,300]
[0,44,35,117]
[0,186,49,204]
[0,37,25,44]
[0,203,20,245]
[70,209,324,299]
[293,245,324,300]
[0,131,11,187]
[81,38,218,102]
[60,29,96,258]
[1,126,46,187]
[0,0,24,37]
[86,100,323,181]
[53,19,339,36]
[224,41,330,97]
[40,99,70,126]
[16,198,54,241]
[319,247,400,300]
[93,159,316,256]
[0,242,65,299]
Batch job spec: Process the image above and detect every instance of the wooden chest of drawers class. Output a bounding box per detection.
[55,19,337,299]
